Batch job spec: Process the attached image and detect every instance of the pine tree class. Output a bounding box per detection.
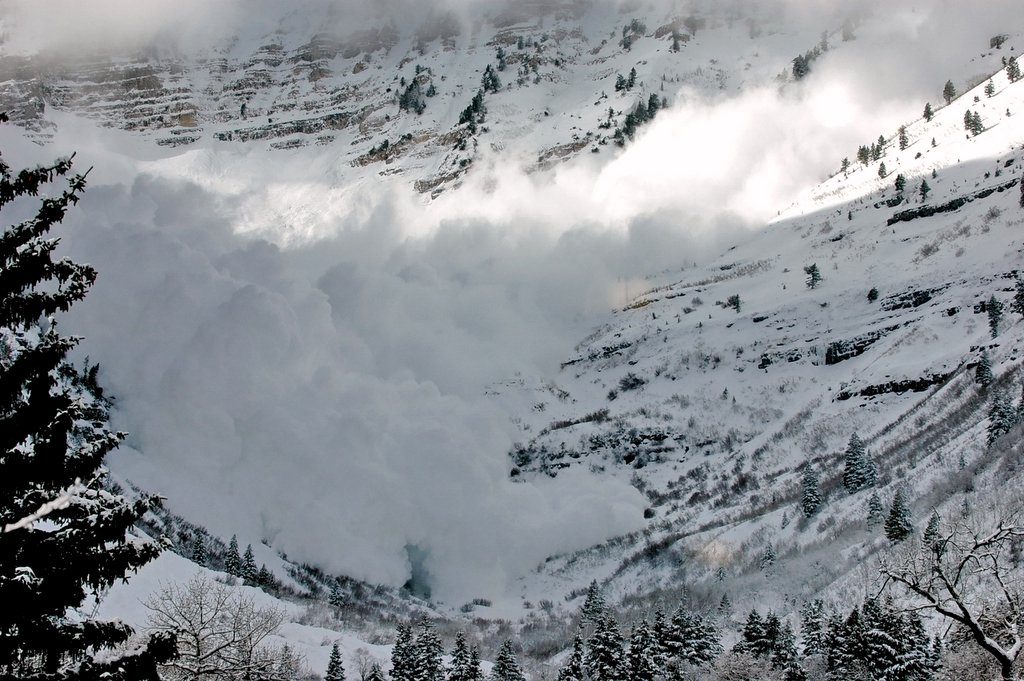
[191,531,207,565]
[329,581,345,609]
[414,621,445,681]
[878,162,887,178]
[226,534,241,576]
[866,492,884,528]
[467,645,483,681]
[898,125,909,150]
[326,642,345,681]
[257,564,273,589]
[1007,56,1022,83]
[862,599,900,679]
[627,68,637,89]
[895,173,906,194]
[760,544,776,573]
[988,295,1004,338]
[448,633,475,681]
[735,610,772,658]
[492,641,526,681]
[800,600,826,657]
[242,544,257,582]
[1012,276,1024,318]
[770,622,800,676]
[987,388,1016,446]
[804,263,821,289]
[557,631,586,681]
[923,509,941,550]
[942,80,957,104]
[923,102,934,121]
[919,179,930,201]
[663,609,721,668]
[368,662,386,681]
[626,620,658,681]
[587,615,624,681]
[391,624,415,681]
[843,433,876,492]
[800,466,822,517]
[885,488,914,543]
[985,79,996,98]
[581,579,606,623]
[0,124,175,680]
[976,351,994,388]
[868,287,880,302]
[650,610,669,671]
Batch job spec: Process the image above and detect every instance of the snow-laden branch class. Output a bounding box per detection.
[2,478,83,533]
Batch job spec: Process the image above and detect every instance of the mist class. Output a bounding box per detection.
[2,0,1020,600]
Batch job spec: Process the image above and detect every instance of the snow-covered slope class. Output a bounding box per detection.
[493,65,1024,619]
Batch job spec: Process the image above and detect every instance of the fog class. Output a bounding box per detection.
[2,0,1021,600]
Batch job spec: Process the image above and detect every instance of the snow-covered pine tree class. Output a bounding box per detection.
[226,534,242,576]
[467,645,483,681]
[892,610,936,681]
[800,465,822,517]
[942,80,957,104]
[626,621,658,681]
[664,610,721,668]
[556,631,586,681]
[329,581,345,609]
[803,263,821,289]
[0,122,175,680]
[770,622,800,677]
[191,530,207,565]
[1013,276,1024,317]
[581,579,606,623]
[862,599,900,679]
[923,102,934,121]
[986,79,996,98]
[391,623,415,681]
[842,433,876,492]
[878,162,887,178]
[976,351,994,388]
[1007,56,1022,83]
[449,632,475,681]
[895,174,906,194]
[987,388,1016,446]
[414,621,445,681]
[988,295,1004,338]
[734,611,769,658]
[898,125,909,150]
[492,641,526,681]
[257,564,274,589]
[326,642,345,681]
[885,488,913,543]
[651,609,669,670]
[867,492,884,528]
[367,662,386,681]
[587,614,624,681]
[759,544,776,573]
[827,608,867,678]
[799,600,826,658]
[242,543,257,582]
[923,509,941,550]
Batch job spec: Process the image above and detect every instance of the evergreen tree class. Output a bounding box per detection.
[257,564,274,589]
[414,621,445,681]
[923,509,941,550]
[866,492,884,528]
[919,179,930,201]
[804,263,821,289]
[895,173,906,194]
[987,388,1016,446]
[190,531,207,565]
[841,157,850,173]
[718,593,732,615]
[862,599,900,679]
[587,615,624,681]
[556,631,586,681]
[857,145,871,166]
[368,662,386,681]
[885,488,914,543]
[650,610,669,671]
[626,620,658,681]
[449,633,475,681]
[760,544,776,573]
[799,600,826,657]
[868,287,880,302]
[581,579,606,623]
[615,74,627,92]
[627,68,637,89]
[226,534,241,576]
[923,102,934,121]
[326,642,345,681]
[242,543,257,582]
[988,295,1004,338]
[662,610,721,670]
[942,80,957,104]
[878,162,887,178]
[391,624,415,681]
[843,433,876,492]
[800,466,822,517]
[898,125,909,150]
[0,127,175,680]
[482,65,501,93]
[735,610,773,658]
[1012,276,1024,317]
[1007,56,1022,83]
[827,608,867,678]
[329,581,345,609]
[985,79,996,98]
[770,622,801,678]
[976,350,994,388]
[492,641,526,681]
